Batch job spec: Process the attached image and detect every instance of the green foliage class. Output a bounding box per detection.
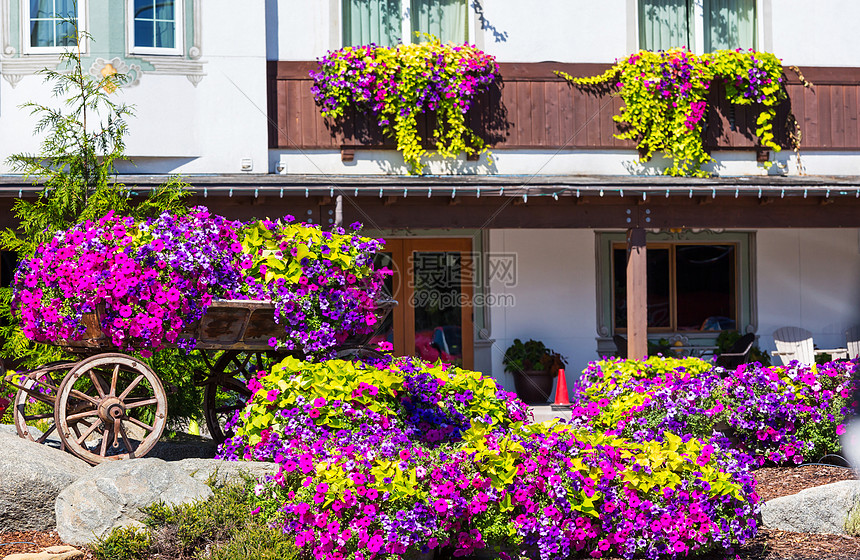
[557,48,789,177]
[90,526,151,560]
[94,478,298,560]
[501,338,566,374]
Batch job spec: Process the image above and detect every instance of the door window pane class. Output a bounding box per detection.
[613,247,671,329]
[704,0,756,51]
[638,0,691,51]
[342,0,400,47]
[676,245,736,330]
[412,251,464,365]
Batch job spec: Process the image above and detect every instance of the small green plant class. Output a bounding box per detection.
[847,500,860,536]
[502,338,566,374]
[90,526,150,560]
[92,478,298,560]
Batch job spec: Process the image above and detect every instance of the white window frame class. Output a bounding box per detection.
[22,0,87,54]
[127,0,184,56]
[339,0,471,48]
[634,0,765,54]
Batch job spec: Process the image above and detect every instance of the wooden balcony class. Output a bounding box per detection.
[268,61,860,154]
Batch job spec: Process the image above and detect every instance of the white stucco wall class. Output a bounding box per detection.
[0,0,269,175]
[770,0,860,67]
[756,228,860,359]
[487,229,597,390]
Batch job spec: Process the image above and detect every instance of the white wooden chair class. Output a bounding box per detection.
[846,326,860,360]
[772,327,815,365]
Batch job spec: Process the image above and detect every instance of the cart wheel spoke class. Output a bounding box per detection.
[88,369,109,399]
[119,424,137,455]
[126,416,154,433]
[99,427,110,457]
[76,419,103,445]
[65,409,99,423]
[124,397,159,409]
[23,412,53,421]
[118,374,145,400]
[69,389,100,406]
[109,364,120,397]
[36,424,57,444]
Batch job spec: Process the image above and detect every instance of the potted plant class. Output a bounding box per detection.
[502,338,567,404]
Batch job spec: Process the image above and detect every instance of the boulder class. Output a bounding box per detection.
[175,458,279,486]
[145,432,218,461]
[761,479,860,535]
[0,431,90,532]
[55,458,213,546]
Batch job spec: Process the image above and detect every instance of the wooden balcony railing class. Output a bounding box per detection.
[268,61,860,153]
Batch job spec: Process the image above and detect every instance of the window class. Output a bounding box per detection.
[596,231,756,343]
[128,0,182,55]
[342,0,468,47]
[638,0,757,53]
[25,0,81,52]
[612,243,737,332]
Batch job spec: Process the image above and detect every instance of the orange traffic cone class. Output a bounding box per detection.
[553,368,570,407]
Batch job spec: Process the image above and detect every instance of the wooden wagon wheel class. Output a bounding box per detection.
[54,353,168,465]
[7,361,76,448]
[202,350,281,445]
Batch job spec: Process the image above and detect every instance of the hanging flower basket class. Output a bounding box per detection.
[311,37,499,174]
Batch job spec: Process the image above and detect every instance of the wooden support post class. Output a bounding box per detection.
[626,227,648,360]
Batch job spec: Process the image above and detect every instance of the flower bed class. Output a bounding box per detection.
[12,208,387,357]
[568,357,857,467]
[311,38,498,174]
[221,356,759,560]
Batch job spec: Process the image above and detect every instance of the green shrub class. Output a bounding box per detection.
[91,526,150,560]
[92,478,298,560]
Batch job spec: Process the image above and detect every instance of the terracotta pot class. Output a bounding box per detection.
[512,368,555,404]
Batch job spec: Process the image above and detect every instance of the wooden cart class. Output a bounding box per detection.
[5,298,395,465]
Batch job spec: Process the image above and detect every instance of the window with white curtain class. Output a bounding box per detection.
[25,0,81,52]
[342,0,468,47]
[128,0,183,55]
[638,0,756,52]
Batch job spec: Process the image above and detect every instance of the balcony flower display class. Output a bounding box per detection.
[557,48,788,177]
[311,37,498,174]
[222,356,759,560]
[11,208,388,358]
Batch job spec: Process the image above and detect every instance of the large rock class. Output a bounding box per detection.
[145,432,218,461]
[0,431,90,532]
[761,480,860,535]
[175,458,279,486]
[55,458,213,546]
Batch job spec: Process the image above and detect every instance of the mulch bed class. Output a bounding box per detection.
[0,530,93,558]
[1,466,858,560]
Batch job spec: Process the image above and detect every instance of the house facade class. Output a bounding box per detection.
[1,1,859,393]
